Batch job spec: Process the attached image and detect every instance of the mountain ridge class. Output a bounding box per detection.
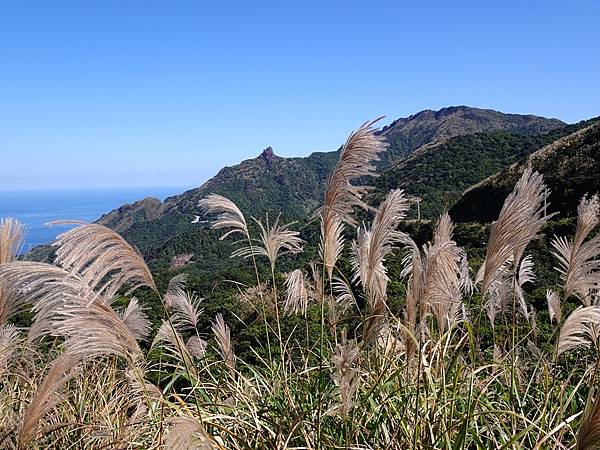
[97,106,564,239]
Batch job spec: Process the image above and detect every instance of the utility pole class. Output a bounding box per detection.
[407,195,422,221]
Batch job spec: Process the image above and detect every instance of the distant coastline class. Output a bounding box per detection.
[0,186,189,252]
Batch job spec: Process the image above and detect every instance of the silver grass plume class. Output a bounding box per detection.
[186,335,207,359]
[422,213,465,333]
[399,233,424,357]
[233,215,303,269]
[0,217,24,264]
[328,276,358,331]
[212,313,235,374]
[151,320,198,375]
[118,297,151,341]
[198,193,249,240]
[17,352,81,449]
[50,222,156,297]
[479,167,549,298]
[514,254,536,320]
[55,293,146,363]
[0,218,25,327]
[0,262,96,343]
[165,415,216,450]
[351,189,409,305]
[330,333,360,418]
[0,324,19,372]
[577,390,600,450]
[557,306,600,356]
[546,289,562,323]
[284,269,311,316]
[164,284,203,330]
[551,194,600,304]
[319,118,387,278]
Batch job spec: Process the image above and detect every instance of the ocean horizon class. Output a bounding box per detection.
[0,186,190,253]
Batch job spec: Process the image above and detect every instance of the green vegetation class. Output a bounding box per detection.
[452,119,600,222]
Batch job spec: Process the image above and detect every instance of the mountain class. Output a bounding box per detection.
[377,105,564,166]
[97,106,564,242]
[369,119,594,219]
[450,119,600,223]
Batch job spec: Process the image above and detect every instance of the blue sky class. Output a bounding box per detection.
[1,0,598,190]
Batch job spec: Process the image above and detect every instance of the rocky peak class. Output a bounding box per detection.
[260,146,277,165]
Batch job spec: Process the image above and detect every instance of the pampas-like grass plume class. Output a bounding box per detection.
[551,194,600,304]
[51,222,156,297]
[421,213,465,333]
[351,189,409,304]
[0,324,19,372]
[0,218,25,327]
[514,254,536,320]
[284,269,311,316]
[212,313,235,374]
[0,261,96,343]
[479,167,549,298]
[546,289,562,323]
[577,391,600,450]
[232,215,303,269]
[1,253,145,363]
[330,334,360,418]
[17,352,80,449]
[0,217,24,264]
[55,294,146,363]
[118,297,151,341]
[165,415,216,450]
[198,193,249,240]
[557,306,600,356]
[319,118,387,278]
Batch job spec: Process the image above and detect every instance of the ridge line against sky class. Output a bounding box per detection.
[1,0,599,190]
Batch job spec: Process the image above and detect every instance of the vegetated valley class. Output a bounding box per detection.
[2,106,600,448]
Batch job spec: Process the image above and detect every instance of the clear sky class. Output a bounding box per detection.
[1,0,598,190]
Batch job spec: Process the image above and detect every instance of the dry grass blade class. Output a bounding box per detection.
[198,193,249,240]
[577,391,600,450]
[551,194,600,303]
[212,313,235,374]
[557,306,600,356]
[319,117,387,278]
[51,222,156,297]
[18,352,80,449]
[0,217,24,264]
[232,215,303,269]
[480,167,549,297]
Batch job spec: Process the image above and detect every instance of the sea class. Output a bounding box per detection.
[0,186,189,253]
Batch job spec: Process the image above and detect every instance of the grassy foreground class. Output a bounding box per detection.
[1,120,600,449]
